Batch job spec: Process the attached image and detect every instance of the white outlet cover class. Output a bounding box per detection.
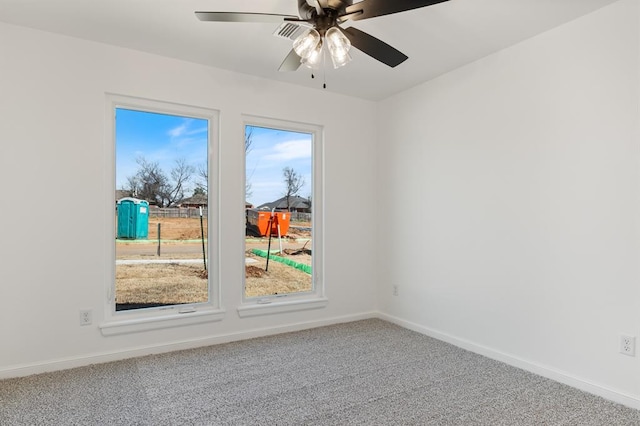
[79,310,92,326]
[620,335,636,357]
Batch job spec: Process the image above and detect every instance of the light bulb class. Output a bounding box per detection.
[325,26,352,69]
[293,28,321,59]
[301,39,323,69]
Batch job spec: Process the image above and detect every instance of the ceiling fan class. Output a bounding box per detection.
[196,0,449,72]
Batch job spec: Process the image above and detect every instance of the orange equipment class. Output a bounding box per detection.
[246,209,291,237]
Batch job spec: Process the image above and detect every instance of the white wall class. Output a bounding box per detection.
[2,0,639,410]
[377,0,640,407]
[0,22,378,374]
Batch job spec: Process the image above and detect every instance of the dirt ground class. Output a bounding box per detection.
[244,250,312,297]
[141,217,208,240]
[116,255,311,304]
[116,263,208,306]
[115,217,313,305]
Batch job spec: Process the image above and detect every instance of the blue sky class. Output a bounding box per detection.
[246,125,312,207]
[115,108,208,192]
[115,109,312,207]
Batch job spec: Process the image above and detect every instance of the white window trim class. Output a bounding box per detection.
[237,115,326,318]
[102,93,224,336]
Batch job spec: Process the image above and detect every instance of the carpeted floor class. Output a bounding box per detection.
[1,319,639,425]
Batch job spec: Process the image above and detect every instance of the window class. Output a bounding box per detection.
[239,116,326,317]
[102,94,222,335]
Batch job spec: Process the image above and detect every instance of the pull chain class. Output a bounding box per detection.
[323,49,327,89]
[307,51,327,88]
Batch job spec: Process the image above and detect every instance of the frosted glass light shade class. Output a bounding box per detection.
[325,26,352,69]
[293,28,322,59]
[301,39,323,69]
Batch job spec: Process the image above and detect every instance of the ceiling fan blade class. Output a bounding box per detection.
[342,27,408,68]
[279,49,303,72]
[345,0,449,21]
[195,12,298,23]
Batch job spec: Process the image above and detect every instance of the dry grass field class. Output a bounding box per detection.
[143,217,207,240]
[244,251,312,297]
[116,257,311,305]
[116,263,208,305]
[116,217,313,306]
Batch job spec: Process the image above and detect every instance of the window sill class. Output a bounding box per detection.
[100,309,225,336]
[237,297,328,318]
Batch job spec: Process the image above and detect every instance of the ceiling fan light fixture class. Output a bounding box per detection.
[330,49,352,69]
[198,0,452,73]
[301,39,324,69]
[293,28,321,59]
[325,26,352,69]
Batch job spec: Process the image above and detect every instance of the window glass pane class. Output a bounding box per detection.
[115,108,209,311]
[244,125,313,298]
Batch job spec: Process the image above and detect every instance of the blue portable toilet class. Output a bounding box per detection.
[117,197,149,239]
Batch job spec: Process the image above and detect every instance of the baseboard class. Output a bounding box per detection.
[377,312,640,411]
[0,311,378,380]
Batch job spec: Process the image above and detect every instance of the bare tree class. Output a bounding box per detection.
[196,128,254,199]
[164,158,195,207]
[192,185,206,196]
[197,163,208,190]
[245,127,254,199]
[126,157,194,207]
[126,157,168,205]
[282,167,305,211]
[245,127,254,155]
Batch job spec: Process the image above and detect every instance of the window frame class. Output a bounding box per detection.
[101,94,224,335]
[238,115,327,317]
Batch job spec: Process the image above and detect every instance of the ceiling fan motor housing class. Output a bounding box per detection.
[298,0,354,20]
[299,0,354,35]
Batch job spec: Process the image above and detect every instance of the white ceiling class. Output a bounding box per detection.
[0,0,620,100]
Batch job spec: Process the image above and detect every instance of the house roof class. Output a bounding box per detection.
[115,190,132,202]
[178,193,208,206]
[257,195,310,211]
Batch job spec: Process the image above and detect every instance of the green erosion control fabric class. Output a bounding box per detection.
[251,249,312,274]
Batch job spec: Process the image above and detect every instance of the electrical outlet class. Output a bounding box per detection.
[393,285,399,296]
[620,335,636,356]
[79,309,92,326]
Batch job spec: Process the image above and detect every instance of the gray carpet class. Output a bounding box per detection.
[1,319,639,425]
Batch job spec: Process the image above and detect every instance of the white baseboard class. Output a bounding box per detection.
[377,312,640,411]
[0,311,378,380]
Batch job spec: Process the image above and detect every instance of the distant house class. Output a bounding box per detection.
[115,189,133,203]
[177,193,208,208]
[116,191,159,207]
[257,195,311,213]
[118,191,211,211]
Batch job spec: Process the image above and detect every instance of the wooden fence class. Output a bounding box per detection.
[149,207,208,218]
[145,208,311,222]
[289,212,311,222]
[134,207,311,222]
